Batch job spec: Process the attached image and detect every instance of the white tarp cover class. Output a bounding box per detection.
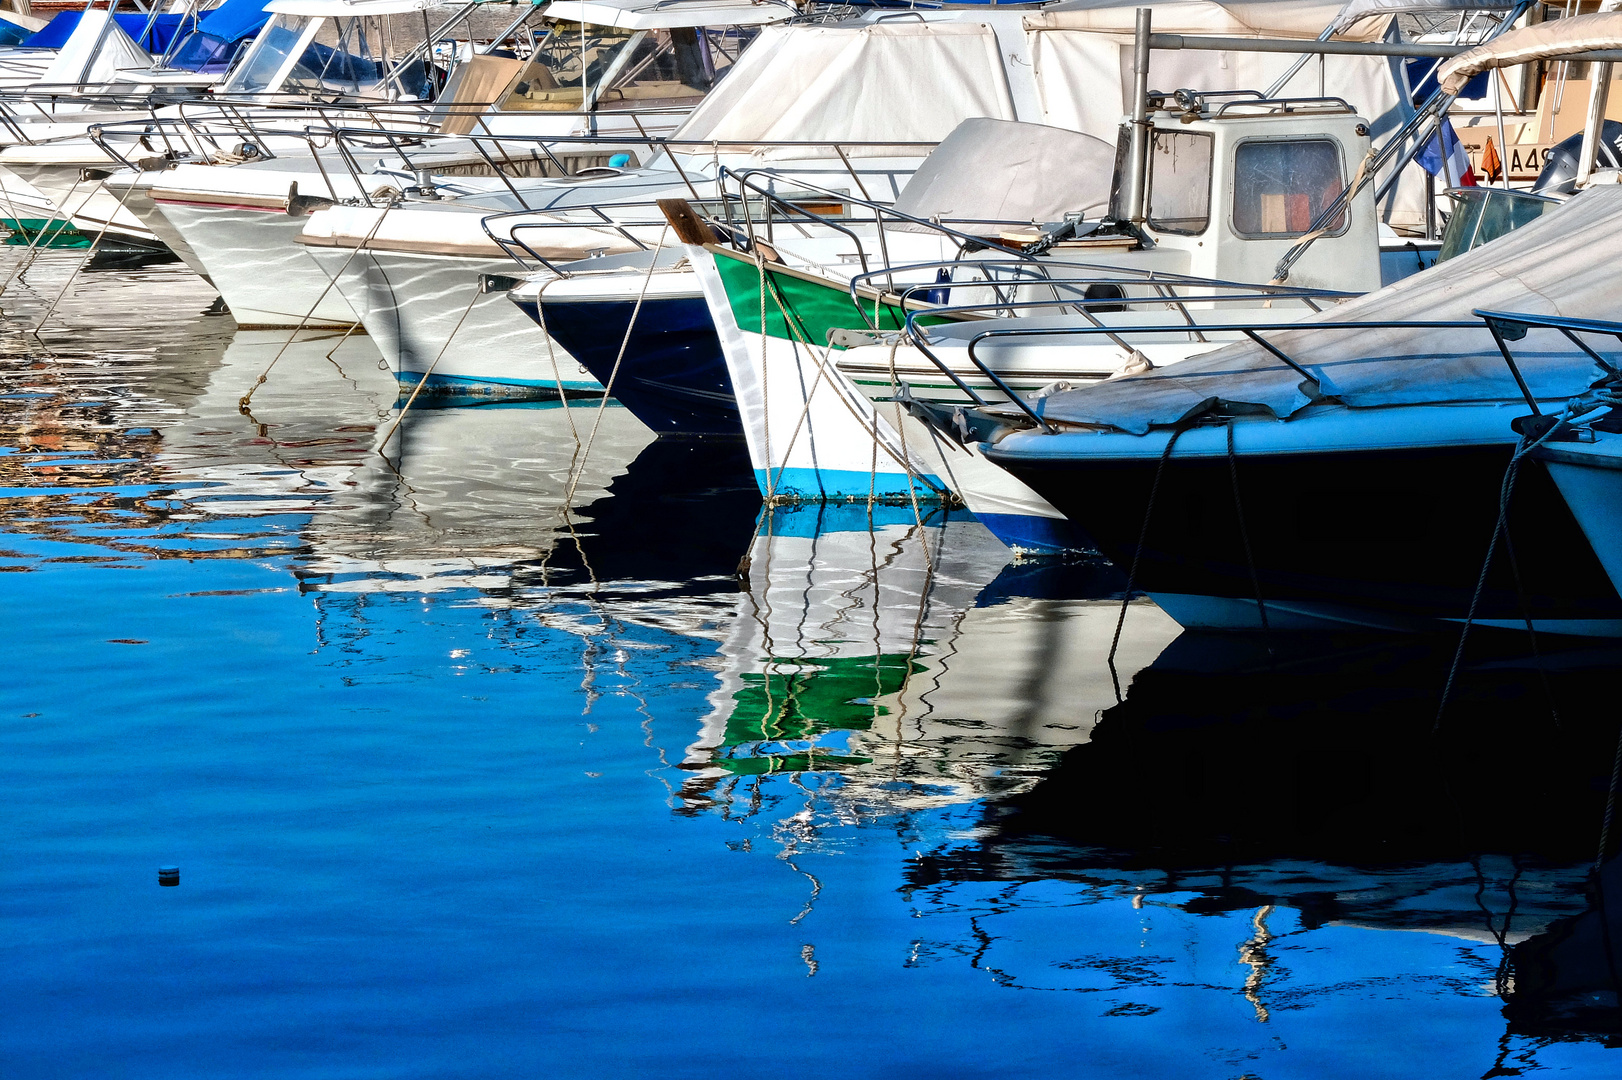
[670,22,1016,158]
[1024,0,1372,39]
[541,0,793,30]
[1033,185,1622,433]
[1329,0,1514,35]
[1439,11,1622,94]
[1030,30,1406,154]
[39,9,150,85]
[888,118,1116,230]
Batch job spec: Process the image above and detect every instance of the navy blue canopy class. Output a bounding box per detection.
[164,0,270,70]
[23,11,190,52]
[195,0,269,47]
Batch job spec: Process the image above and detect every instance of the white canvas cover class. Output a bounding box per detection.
[1024,0,1374,39]
[670,22,1016,159]
[1328,0,1514,36]
[1032,185,1622,433]
[888,118,1116,231]
[39,9,151,86]
[1439,10,1622,95]
[1030,30,1405,147]
[541,0,793,30]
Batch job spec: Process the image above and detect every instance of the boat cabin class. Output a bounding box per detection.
[494,0,789,116]
[1105,91,1383,293]
[217,0,442,101]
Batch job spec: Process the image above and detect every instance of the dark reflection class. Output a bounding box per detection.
[534,434,760,597]
[900,627,1622,1048]
[971,632,1619,864]
[1505,854,1622,1042]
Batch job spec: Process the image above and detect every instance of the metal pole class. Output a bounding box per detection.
[1578,62,1614,187]
[1149,32,1622,62]
[1127,8,1153,224]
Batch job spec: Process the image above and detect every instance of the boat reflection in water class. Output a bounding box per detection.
[896,627,1622,1063]
[678,503,1181,812]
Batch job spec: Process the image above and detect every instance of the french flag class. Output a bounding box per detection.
[1417,119,1478,187]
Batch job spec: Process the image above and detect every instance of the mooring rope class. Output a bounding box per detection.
[34,173,144,331]
[1107,418,1197,701]
[0,173,86,298]
[1434,414,1574,732]
[377,285,482,453]
[753,252,935,504]
[522,273,579,445]
[560,224,667,512]
[240,201,394,413]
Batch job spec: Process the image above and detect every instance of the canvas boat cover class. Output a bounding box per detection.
[1028,185,1622,434]
[194,0,275,47]
[1327,0,1516,36]
[542,0,794,30]
[1439,10,1622,94]
[671,21,1017,158]
[38,9,152,85]
[887,118,1116,231]
[1024,0,1373,38]
[432,52,527,133]
[1024,1,1405,161]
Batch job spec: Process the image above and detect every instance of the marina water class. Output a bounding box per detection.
[2,252,1618,1077]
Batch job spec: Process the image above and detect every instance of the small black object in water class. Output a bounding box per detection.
[158,866,179,887]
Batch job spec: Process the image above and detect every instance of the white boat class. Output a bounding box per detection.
[973,182,1622,635]
[125,0,792,331]
[300,0,1410,393]
[672,80,1438,556]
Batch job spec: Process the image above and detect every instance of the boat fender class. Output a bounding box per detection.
[284,182,335,218]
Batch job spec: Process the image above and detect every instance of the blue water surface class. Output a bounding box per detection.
[0,256,1617,1078]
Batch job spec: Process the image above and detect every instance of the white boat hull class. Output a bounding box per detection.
[309,243,601,395]
[153,198,356,327]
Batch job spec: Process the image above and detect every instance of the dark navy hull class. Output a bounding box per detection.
[987,441,1622,633]
[514,294,742,437]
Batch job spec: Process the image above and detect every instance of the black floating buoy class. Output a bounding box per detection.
[158,866,179,887]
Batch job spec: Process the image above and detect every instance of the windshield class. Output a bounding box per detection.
[222,13,426,100]
[220,13,310,93]
[500,23,756,112]
[165,31,236,73]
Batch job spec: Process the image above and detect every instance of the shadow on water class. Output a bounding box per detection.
[896,624,1622,1051]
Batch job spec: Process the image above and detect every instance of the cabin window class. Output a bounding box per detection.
[1231,138,1346,238]
[222,13,308,94]
[501,23,757,113]
[1146,130,1213,235]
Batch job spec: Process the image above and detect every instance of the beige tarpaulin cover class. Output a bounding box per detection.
[433,54,528,134]
[39,9,151,85]
[670,22,1016,159]
[888,118,1116,231]
[1032,185,1622,433]
[1439,10,1622,94]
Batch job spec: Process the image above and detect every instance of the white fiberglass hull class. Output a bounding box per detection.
[1539,432,1622,597]
[307,243,599,395]
[1,161,160,246]
[154,198,355,327]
